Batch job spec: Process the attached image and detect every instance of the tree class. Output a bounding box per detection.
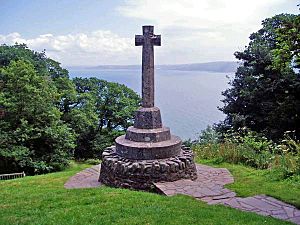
[0,44,77,118]
[0,60,76,174]
[0,44,141,167]
[218,14,300,140]
[69,78,141,159]
[272,13,300,71]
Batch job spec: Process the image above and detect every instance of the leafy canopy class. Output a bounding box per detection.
[0,60,75,174]
[0,44,141,173]
[218,13,300,141]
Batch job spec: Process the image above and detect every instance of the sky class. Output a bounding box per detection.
[0,0,299,66]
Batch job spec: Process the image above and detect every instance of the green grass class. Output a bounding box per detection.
[0,162,292,225]
[198,159,300,208]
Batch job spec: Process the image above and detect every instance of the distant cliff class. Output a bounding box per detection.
[68,61,239,73]
[158,61,238,73]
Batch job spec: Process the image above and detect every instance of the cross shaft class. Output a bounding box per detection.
[135,26,161,108]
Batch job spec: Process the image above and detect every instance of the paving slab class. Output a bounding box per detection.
[64,165,101,189]
[154,164,300,225]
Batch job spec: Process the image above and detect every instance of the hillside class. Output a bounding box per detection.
[68,61,238,73]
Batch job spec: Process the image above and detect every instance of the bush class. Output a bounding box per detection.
[84,159,101,165]
[192,128,300,178]
[196,126,221,145]
[74,129,123,159]
[272,132,300,178]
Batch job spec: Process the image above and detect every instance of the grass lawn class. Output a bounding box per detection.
[0,162,294,225]
[198,159,300,209]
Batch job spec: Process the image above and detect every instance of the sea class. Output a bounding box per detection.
[69,68,232,140]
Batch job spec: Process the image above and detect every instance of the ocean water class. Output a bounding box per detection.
[69,69,232,140]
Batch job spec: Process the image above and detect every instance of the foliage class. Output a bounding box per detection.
[0,43,49,74]
[0,162,291,225]
[218,14,300,140]
[0,44,76,113]
[0,60,76,174]
[0,44,140,174]
[83,158,101,165]
[272,13,300,71]
[68,78,140,159]
[193,127,300,178]
[272,132,300,178]
[196,125,221,145]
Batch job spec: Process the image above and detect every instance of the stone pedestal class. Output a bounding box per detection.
[99,107,197,190]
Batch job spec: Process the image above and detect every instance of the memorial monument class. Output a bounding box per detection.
[99,25,197,190]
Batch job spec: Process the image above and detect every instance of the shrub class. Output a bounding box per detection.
[84,159,101,165]
[192,128,300,178]
[196,126,221,145]
[272,132,300,178]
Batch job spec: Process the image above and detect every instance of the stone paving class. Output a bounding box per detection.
[64,165,101,189]
[154,164,300,224]
[65,164,300,224]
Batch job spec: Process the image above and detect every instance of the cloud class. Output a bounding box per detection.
[118,0,285,29]
[0,0,293,66]
[117,0,288,63]
[0,31,139,66]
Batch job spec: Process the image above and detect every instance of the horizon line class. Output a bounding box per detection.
[65,60,239,68]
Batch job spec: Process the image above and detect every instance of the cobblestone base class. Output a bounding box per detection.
[99,145,197,190]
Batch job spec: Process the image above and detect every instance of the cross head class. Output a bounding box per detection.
[135,26,161,108]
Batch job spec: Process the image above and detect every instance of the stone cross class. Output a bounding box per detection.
[135,26,161,108]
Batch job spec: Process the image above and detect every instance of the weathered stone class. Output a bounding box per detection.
[131,162,139,172]
[153,164,300,225]
[133,107,162,129]
[115,135,182,160]
[159,162,169,172]
[125,126,171,142]
[135,25,161,108]
[168,162,177,172]
[99,146,197,190]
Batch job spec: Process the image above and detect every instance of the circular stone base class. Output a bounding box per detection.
[99,145,197,191]
[115,134,182,160]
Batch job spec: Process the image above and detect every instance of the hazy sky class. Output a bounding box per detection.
[0,0,298,66]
